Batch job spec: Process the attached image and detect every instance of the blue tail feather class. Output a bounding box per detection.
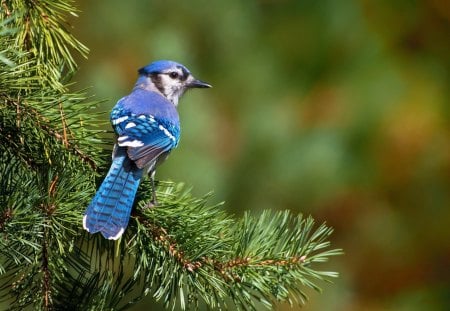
[84,148,143,240]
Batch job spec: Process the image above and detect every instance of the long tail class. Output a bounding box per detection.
[83,148,143,240]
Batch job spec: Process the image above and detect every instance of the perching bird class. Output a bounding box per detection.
[83,60,211,240]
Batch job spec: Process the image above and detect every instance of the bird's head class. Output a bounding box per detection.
[135,60,211,106]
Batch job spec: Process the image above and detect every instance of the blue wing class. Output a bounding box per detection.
[111,110,180,170]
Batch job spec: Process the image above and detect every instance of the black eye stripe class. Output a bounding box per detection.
[180,67,189,79]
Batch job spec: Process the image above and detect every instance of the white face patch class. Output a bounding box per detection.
[112,115,129,125]
[158,73,187,106]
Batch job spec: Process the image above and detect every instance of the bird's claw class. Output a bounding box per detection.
[144,200,157,209]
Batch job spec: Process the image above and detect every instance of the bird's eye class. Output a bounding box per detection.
[169,72,179,79]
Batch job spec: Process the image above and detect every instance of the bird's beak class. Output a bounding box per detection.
[187,79,212,89]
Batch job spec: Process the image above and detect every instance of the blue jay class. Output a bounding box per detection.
[83,60,211,240]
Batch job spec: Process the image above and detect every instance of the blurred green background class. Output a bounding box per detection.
[71,0,450,310]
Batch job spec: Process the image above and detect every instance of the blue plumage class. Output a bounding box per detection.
[83,147,143,239]
[83,60,210,240]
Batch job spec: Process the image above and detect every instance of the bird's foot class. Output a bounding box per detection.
[144,199,158,209]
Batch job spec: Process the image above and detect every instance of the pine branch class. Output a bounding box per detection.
[2,95,103,170]
[2,0,89,90]
[0,6,105,309]
[0,2,342,310]
[67,182,341,311]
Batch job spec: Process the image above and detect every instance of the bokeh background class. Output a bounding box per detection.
[70,0,450,310]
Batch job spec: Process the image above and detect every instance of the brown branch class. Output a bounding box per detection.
[40,173,59,309]
[5,98,98,170]
[41,227,51,310]
[134,211,307,283]
[40,121,98,170]
[0,208,12,232]
[15,97,25,145]
[39,173,61,308]
[58,102,69,148]
[135,213,203,272]
[1,1,11,16]
[48,175,59,198]
[23,13,32,51]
